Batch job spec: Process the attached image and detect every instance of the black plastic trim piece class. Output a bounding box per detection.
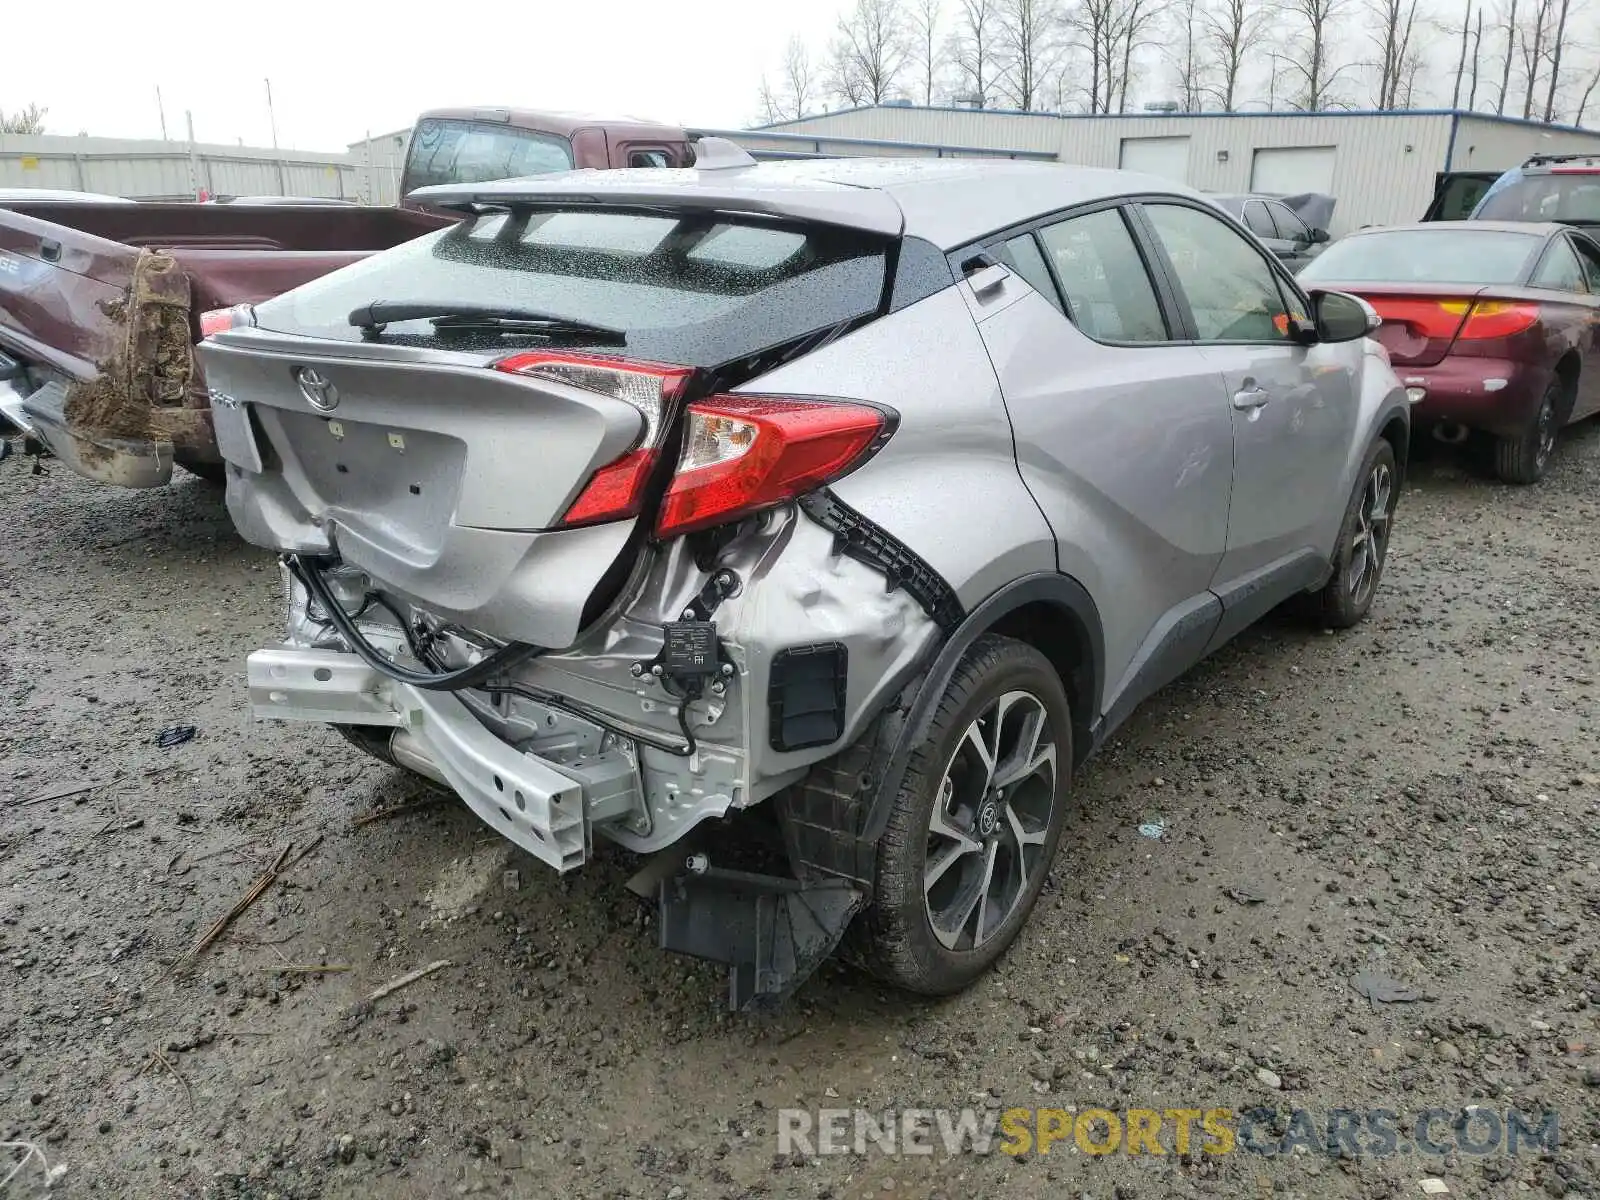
[1097,592,1222,743]
[797,488,964,633]
[768,643,849,752]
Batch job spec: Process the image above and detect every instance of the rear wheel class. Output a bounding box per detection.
[1494,379,1561,485]
[856,635,1072,995]
[1311,438,1397,630]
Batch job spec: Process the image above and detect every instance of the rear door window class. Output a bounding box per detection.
[1530,236,1588,292]
[404,120,575,191]
[994,232,1064,313]
[1242,201,1278,240]
[627,149,674,168]
[1267,202,1311,242]
[1037,207,1169,342]
[1571,235,1600,291]
[252,209,891,369]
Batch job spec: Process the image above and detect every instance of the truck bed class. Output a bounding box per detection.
[0,201,448,486]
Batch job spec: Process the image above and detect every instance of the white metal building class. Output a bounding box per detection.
[721,107,1600,235]
[0,133,357,201]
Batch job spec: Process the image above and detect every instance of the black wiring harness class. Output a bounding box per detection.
[284,553,700,756]
[285,554,545,691]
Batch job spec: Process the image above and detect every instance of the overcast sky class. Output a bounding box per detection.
[5,0,838,151]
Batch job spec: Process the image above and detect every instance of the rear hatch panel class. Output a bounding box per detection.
[202,330,645,647]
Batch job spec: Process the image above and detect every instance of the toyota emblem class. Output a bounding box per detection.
[295,366,338,411]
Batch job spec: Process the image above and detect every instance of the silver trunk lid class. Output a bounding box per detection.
[200,328,644,648]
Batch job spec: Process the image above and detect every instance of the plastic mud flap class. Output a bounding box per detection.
[247,646,642,873]
[654,860,864,1011]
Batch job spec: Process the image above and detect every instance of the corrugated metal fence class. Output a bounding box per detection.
[0,133,357,201]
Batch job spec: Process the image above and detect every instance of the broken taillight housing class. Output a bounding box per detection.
[199,304,252,339]
[656,396,892,538]
[494,352,693,527]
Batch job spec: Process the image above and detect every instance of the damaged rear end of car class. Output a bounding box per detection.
[200,168,964,1007]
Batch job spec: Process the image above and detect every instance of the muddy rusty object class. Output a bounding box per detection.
[44,249,216,484]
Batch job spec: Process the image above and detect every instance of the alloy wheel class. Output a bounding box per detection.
[923,690,1058,951]
[1535,394,1557,471]
[1347,460,1393,608]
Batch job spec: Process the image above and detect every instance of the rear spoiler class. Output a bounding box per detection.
[406,144,905,236]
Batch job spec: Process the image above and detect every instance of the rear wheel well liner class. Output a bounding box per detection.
[1378,409,1410,486]
[1553,351,1580,419]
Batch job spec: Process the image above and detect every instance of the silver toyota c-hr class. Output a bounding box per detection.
[199,144,1408,1008]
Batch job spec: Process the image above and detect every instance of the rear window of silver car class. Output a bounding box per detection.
[251,209,889,367]
[1297,229,1541,285]
[1474,172,1600,225]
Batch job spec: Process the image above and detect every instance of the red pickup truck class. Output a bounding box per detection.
[0,108,691,487]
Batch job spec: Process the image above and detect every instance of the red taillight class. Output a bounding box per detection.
[494,352,693,529]
[199,306,242,338]
[1367,298,1539,342]
[1457,301,1541,339]
[656,397,890,538]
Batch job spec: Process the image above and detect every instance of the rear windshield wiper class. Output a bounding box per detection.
[348,301,626,343]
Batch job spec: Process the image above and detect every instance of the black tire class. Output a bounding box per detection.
[855,634,1072,996]
[1311,438,1398,630]
[179,459,228,486]
[1494,379,1561,485]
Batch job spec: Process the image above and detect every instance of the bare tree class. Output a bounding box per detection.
[995,0,1062,110]
[1576,59,1600,125]
[1451,0,1474,107]
[758,37,819,123]
[1541,0,1571,120]
[1201,0,1261,111]
[1281,0,1354,110]
[950,0,1001,106]
[1494,0,1519,114]
[1163,0,1208,110]
[1518,0,1554,118]
[1065,0,1117,112]
[1468,8,1485,107]
[909,0,946,105]
[1115,0,1166,111]
[828,0,912,105]
[0,104,47,135]
[1369,0,1423,109]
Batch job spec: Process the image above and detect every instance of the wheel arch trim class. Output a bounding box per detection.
[859,571,1103,844]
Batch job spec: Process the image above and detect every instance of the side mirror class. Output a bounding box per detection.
[1310,290,1380,343]
[1309,227,1331,244]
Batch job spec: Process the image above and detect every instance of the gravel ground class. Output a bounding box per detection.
[2,428,1599,1200]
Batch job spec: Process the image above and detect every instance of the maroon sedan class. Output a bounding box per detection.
[1297,221,1600,483]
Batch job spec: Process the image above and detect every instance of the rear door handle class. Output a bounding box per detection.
[1232,385,1271,411]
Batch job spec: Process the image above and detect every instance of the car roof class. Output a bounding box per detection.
[1348,220,1567,237]
[416,156,1205,249]
[415,107,687,140]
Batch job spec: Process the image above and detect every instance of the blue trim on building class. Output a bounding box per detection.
[756,105,1599,138]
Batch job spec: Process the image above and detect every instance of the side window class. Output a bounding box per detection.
[1242,201,1277,240]
[628,149,672,168]
[1143,202,1297,343]
[1571,236,1600,292]
[1268,202,1311,243]
[994,232,1064,313]
[1037,207,1169,343]
[1530,237,1588,293]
